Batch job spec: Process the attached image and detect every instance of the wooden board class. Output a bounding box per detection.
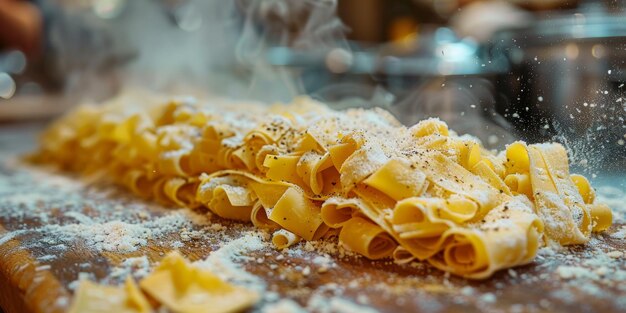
[1,124,626,313]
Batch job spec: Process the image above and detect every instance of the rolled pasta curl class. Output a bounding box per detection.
[339,144,389,194]
[589,203,612,232]
[339,217,397,260]
[164,177,200,208]
[231,144,259,172]
[296,132,326,153]
[272,229,301,250]
[570,174,595,204]
[471,160,511,196]
[439,232,490,276]
[328,141,357,171]
[443,196,480,224]
[152,176,175,206]
[123,170,155,198]
[504,173,532,198]
[392,246,416,265]
[321,197,366,228]
[201,122,235,141]
[158,150,192,177]
[269,187,329,241]
[254,145,280,174]
[428,211,543,278]
[450,139,481,170]
[505,141,530,175]
[390,198,454,259]
[296,152,334,195]
[185,140,223,175]
[197,176,257,221]
[219,145,247,170]
[251,202,279,230]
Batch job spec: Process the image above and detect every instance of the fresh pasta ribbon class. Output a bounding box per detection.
[362,158,427,201]
[339,217,397,260]
[505,142,591,245]
[196,175,257,221]
[428,198,543,279]
[321,196,368,228]
[139,251,259,313]
[570,174,595,204]
[163,177,200,208]
[272,229,301,249]
[589,203,612,232]
[69,278,151,313]
[269,187,329,241]
[392,246,416,265]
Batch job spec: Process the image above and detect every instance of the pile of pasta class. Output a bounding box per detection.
[33,93,613,279]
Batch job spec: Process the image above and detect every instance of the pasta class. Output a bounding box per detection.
[32,93,613,279]
[272,229,301,249]
[139,252,259,313]
[69,278,151,313]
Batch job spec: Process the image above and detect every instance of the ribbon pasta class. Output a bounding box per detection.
[32,94,613,279]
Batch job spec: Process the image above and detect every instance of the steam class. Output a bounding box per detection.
[392,78,517,149]
[47,0,348,103]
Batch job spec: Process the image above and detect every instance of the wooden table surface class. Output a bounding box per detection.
[1,123,625,313]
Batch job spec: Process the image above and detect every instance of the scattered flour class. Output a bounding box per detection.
[261,299,307,313]
[195,231,267,292]
[307,294,380,313]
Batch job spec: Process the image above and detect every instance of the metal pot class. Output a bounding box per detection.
[491,4,626,172]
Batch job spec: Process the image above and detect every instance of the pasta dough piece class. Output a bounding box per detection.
[504,173,532,198]
[123,169,154,198]
[263,155,307,187]
[428,198,543,279]
[196,176,257,221]
[589,203,612,232]
[505,142,530,175]
[339,217,397,260]
[523,144,590,244]
[269,187,329,240]
[536,144,591,237]
[328,141,357,171]
[471,160,511,196]
[392,246,416,264]
[140,252,259,313]
[69,278,151,313]
[272,229,301,249]
[296,151,334,195]
[389,198,455,259]
[251,201,279,230]
[164,177,200,208]
[321,197,368,228]
[339,143,389,194]
[362,158,427,201]
[570,174,596,204]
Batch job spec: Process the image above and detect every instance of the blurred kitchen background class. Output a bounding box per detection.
[0,0,625,176]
